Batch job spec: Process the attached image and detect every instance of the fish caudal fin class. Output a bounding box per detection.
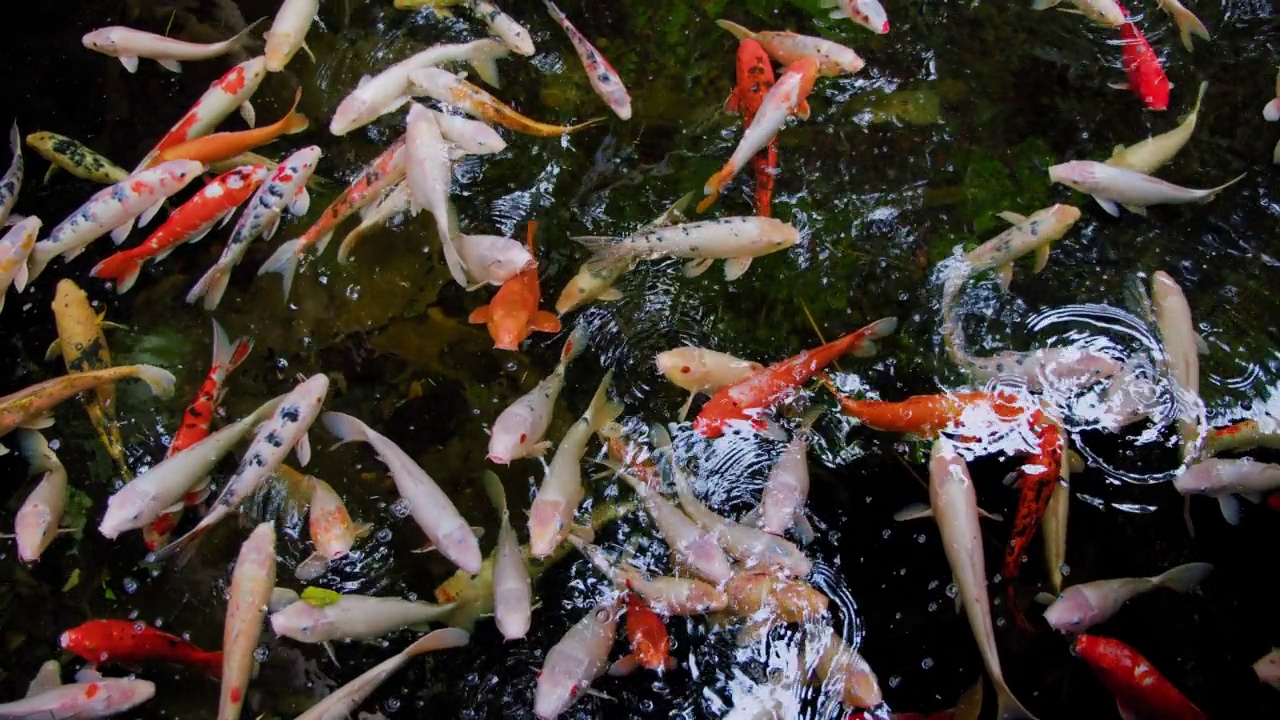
[714,19,756,40]
[845,316,900,358]
[555,323,591,374]
[145,506,227,567]
[585,369,623,434]
[89,255,145,294]
[403,628,470,658]
[195,651,224,680]
[320,411,373,448]
[1166,4,1211,51]
[186,263,230,310]
[468,42,511,89]
[1152,561,1214,592]
[993,675,1040,720]
[483,471,508,517]
[698,164,737,213]
[257,238,304,301]
[25,243,58,285]
[131,365,177,398]
[1202,172,1247,201]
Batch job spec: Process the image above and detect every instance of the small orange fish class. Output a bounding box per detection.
[149,88,308,168]
[613,592,674,675]
[467,221,560,350]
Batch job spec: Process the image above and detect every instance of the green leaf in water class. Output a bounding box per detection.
[300,587,342,607]
[61,568,80,593]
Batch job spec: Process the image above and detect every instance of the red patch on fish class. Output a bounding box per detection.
[230,687,243,704]
[84,683,100,699]
[218,66,248,95]
[730,39,779,218]
[625,593,674,672]
[59,619,223,679]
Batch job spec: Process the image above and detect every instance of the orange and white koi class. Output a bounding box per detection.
[716,20,866,77]
[724,572,830,644]
[82,19,265,74]
[534,599,621,720]
[27,159,205,282]
[616,468,735,585]
[699,57,819,213]
[258,138,407,300]
[544,1,632,120]
[1,121,23,227]
[150,88,308,168]
[410,67,604,136]
[723,37,779,218]
[1204,417,1280,456]
[803,624,884,710]
[1073,634,1206,720]
[468,221,561,351]
[295,476,372,581]
[91,165,268,293]
[265,0,318,72]
[823,0,890,34]
[14,430,67,564]
[219,522,276,720]
[0,216,40,312]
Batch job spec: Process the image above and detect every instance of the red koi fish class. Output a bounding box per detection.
[693,316,898,438]
[467,221,560,350]
[60,619,223,679]
[143,318,253,550]
[91,165,268,293]
[1001,407,1064,629]
[1114,4,1170,111]
[725,39,779,217]
[1074,634,1207,719]
[611,592,675,675]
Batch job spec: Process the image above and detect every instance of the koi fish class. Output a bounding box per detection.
[656,346,764,420]
[724,572,830,644]
[1174,458,1280,524]
[27,159,205,282]
[457,233,535,287]
[1255,648,1280,690]
[802,625,884,710]
[0,217,40,312]
[270,593,456,643]
[1073,634,1206,719]
[1151,270,1205,461]
[219,522,277,720]
[134,57,269,172]
[1107,81,1207,174]
[534,600,621,720]
[410,67,604,136]
[14,430,67,564]
[25,132,129,184]
[574,216,800,281]
[1000,408,1064,629]
[92,165,268,293]
[1030,0,1124,27]
[569,535,728,616]
[1040,562,1212,633]
[943,204,1082,300]
[82,19,265,74]
[296,476,372,581]
[1204,417,1280,456]
[293,629,469,720]
[1042,452,1073,594]
[488,325,588,464]
[150,88,308,167]
[189,145,320,309]
[469,0,535,56]
[0,122,21,227]
[716,20,865,77]
[329,40,509,136]
[322,411,482,574]
[832,389,1027,438]
[0,671,155,719]
[335,182,411,263]
[484,472,533,640]
[1267,69,1280,124]
[48,279,129,476]
[528,372,622,557]
[544,1,632,120]
[405,104,470,286]
[699,57,819,213]
[1156,0,1210,51]
[751,420,815,540]
[259,138,408,300]
[264,0,318,72]
[1112,6,1170,111]
[616,465,735,585]
[60,619,222,678]
[1048,160,1244,216]
[822,0,890,34]
[0,365,174,444]
[694,317,897,438]
[613,593,674,675]
[469,221,561,350]
[724,38,778,218]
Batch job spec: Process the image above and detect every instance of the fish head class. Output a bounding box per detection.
[81,28,121,54]
[1047,161,1100,193]
[54,278,90,310]
[283,145,324,181]
[329,96,368,136]
[467,236,535,284]
[655,347,710,393]
[59,626,101,661]
[832,47,867,77]
[533,665,579,720]
[269,601,331,642]
[1254,649,1280,688]
[526,498,567,558]
[1042,586,1097,633]
[772,218,803,249]
[1172,460,1220,495]
[554,274,592,314]
[1047,203,1083,228]
[15,503,52,562]
[438,523,483,575]
[487,408,537,464]
[264,32,297,72]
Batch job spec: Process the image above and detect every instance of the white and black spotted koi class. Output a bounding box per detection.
[1,121,24,227]
[544,1,632,120]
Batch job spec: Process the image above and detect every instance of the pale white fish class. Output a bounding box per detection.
[82,19,266,73]
[269,587,301,613]
[534,599,621,720]
[821,0,890,34]
[944,204,1082,300]
[27,159,204,282]
[264,0,318,72]
[654,426,811,577]
[432,109,507,154]
[147,374,330,566]
[336,182,412,264]
[484,472,533,640]
[219,522,276,720]
[715,20,864,77]
[568,534,728,615]
[1255,648,1280,690]
[528,372,622,557]
[544,1,632,120]
[322,411,482,574]
[1174,458,1280,525]
[1091,357,1164,431]
[615,467,735,585]
[572,217,800,281]
[270,594,456,643]
[1156,0,1211,51]
[294,629,470,720]
[1040,562,1213,634]
[1030,0,1124,27]
[949,345,1122,393]
[921,439,1039,720]
[14,430,67,564]
[471,0,535,56]
[405,103,469,288]
[188,145,321,310]
[1107,81,1208,174]
[1267,70,1280,123]
[330,39,509,135]
[295,476,373,581]
[456,233,534,285]
[803,624,885,710]
[0,122,22,227]
[488,325,589,464]
[98,396,282,539]
[0,217,41,311]
[1047,160,1245,217]
[655,346,763,420]
[1042,452,1072,594]
[0,677,155,719]
[754,426,813,540]
[1151,270,1204,461]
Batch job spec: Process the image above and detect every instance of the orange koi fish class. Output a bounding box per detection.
[467,221,560,350]
[609,592,675,675]
[91,164,268,293]
[60,619,222,679]
[692,316,897,438]
[148,88,308,168]
[1074,634,1206,719]
[725,38,778,217]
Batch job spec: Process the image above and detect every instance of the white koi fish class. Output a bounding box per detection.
[470,0,535,56]
[1151,270,1205,461]
[0,217,40,311]
[528,372,622,557]
[655,346,763,420]
[1266,70,1280,164]
[944,204,1082,299]
[322,411,482,573]
[148,374,329,565]
[1040,562,1213,633]
[1042,450,1076,594]
[1256,648,1280,690]
[716,20,865,77]
[264,0,318,72]
[802,625,885,710]
[294,629,470,720]
[1156,0,1211,51]
[1107,82,1207,175]
[0,673,155,719]
[82,19,266,74]
[0,122,22,228]
[14,430,67,564]
[753,427,814,541]
[534,599,621,720]
[335,182,412,264]
[270,594,456,643]
[456,233,535,286]
[27,160,205,282]
[219,522,276,720]
[295,476,372,581]
[433,109,507,154]
[1047,160,1245,216]
[98,396,282,539]
[1030,0,1125,27]
[188,145,321,310]
[950,345,1122,393]
[484,472,533,640]
[568,535,728,615]
[488,325,589,464]
[573,216,800,282]
[615,468,735,585]
[406,103,470,287]
[1174,458,1280,524]
[822,0,890,34]
[544,1,632,120]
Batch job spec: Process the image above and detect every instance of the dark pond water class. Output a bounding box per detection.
[2,0,1279,718]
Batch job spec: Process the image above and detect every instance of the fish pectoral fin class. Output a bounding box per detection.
[43,339,62,361]
[723,90,740,115]
[584,688,616,701]
[1121,204,1148,216]
[239,101,257,128]
[1107,81,1131,91]
[977,506,1004,522]
[295,431,313,466]
[996,210,1027,225]
[42,165,59,185]
[531,440,553,456]
[289,188,311,216]
[567,523,596,543]
[119,56,140,73]
[608,655,641,677]
[301,40,316,64]
[723,257,752,281]
[529,311,562,333]
[98,319,129,332]
[109,218,136,245]
[138,200,166,228]
[1115,700,1139,720]
[793,513,817,545]
[1195,333,1210,355]
[263,213,283,240]
[19,412,55,430]
[1217,495,1242,525]
[598,287,624,301]
[795,99,812,121]
[1055,7,1086,15]
[1033,244,1051,273]
[323,642,340,667]
[996,263,1014,291]
[683,258,714,277]
[1093,196,1122,217]
[893,503,934,521]
[1033,591,1058,606]
[157,59,183,73]
[1030,0,1061,8]
[412,541,438,554]
[676,392,696,422]
[467,305,491,324]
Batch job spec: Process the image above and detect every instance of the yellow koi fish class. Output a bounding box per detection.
[0,365,175,446]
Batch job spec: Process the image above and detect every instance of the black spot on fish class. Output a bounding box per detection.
[264,431,284,448]
[280,405,302,423]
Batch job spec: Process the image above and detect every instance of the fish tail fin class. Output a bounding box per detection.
[186,263,230,310]
[566,117,606,134]
[993,674,1039,720]
[210,317,254,376]
[319,411,372,449]
[1264,98,1280,123]
[281,87,309,135]
[1152,561,1213,593]
[482,471,508,518]
[25,242,57,285]
[403,628,470,658]
[196,651,223,680]
[145,509,225,567]
[131,364,177,398]
[1030,0,1061,9]
[1170,6,1211,51]
[89,254,144,294]
[257,238,303,301]
[570,235,632,274]
[437,206,472,288]
[714,19,755,40]
[585,369,623,435]
[233,17,269,50]
[468,41,510,89]
[1204,172,1247,200]
[698,164,737,213]
[846,316,899,358]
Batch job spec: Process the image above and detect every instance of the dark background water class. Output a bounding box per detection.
[1,0,1279,717]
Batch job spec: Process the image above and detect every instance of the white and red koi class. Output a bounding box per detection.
[822,0,890,34]
[1174,458,1280,524]
[534,599,621,720]
[82,19,265,74]
[14,430,67,564]
[219,522,276,720]
[0,121,22,227]
[0,216,40,312]
[544,1,632,120]
[488,325,588,464]
[0,673,155,719]
[716,20,865,77]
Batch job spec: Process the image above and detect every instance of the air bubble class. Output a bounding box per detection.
[390,498,412,518]
[122,577,139,594]
[253,645,269,662]
[946,583,959,598]
[888,675,902,688]
[384,696,401,712]
[921,657,934,670]
[376,528,392,543]
[1059,563,1071,577]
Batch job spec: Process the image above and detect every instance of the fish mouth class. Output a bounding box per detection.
[486,453,511,465]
